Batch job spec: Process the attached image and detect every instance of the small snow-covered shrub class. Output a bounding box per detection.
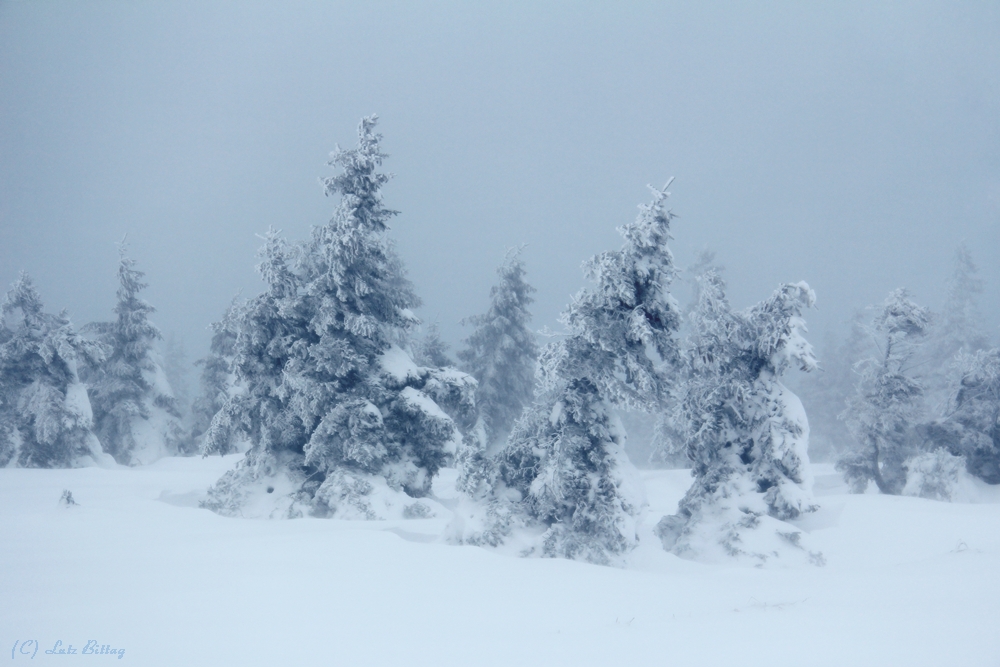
[498,379,644,563]
[923,348,1000,484]
[903,449,969,502]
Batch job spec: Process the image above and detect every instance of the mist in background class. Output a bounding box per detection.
[2,1,998,374]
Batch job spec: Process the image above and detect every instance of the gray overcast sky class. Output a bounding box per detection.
[2,1,998,369]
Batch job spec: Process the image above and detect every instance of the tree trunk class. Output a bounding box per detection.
[871,440,891,494]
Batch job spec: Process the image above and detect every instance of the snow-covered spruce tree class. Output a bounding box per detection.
[647,410,689,468]
[0,273,106,468]
[189,297,241,452]
[836,289,930,494]
[796,311,868,462]
[453,183,681,564]
[203,116,476,520]
[923,348,1000,483]
[457,246,538,449]
[647,248,725,468]
[412,322,455,369]
[83,244,185,465]
[922,244,991,415]
[655,272,823,565]
[934,243,990,360]
[163,333,191,419]
[680,248,725,325]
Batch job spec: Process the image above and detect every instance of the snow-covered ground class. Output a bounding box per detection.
[2,457,999,666]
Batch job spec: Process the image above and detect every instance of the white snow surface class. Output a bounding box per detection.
[399,385,450,423]
[3,459,1000,666]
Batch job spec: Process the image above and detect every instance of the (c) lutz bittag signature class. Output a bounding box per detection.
[10,640,125,659]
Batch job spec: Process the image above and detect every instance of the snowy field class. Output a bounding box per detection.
[3,456,1000,666]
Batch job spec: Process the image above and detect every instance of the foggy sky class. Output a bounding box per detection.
[2,1,998,377]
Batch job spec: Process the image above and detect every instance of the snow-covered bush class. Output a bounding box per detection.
[202,116,476,520]
[837,289,930,494]
[496,378,645,562]
[452,182,681,564]
[902,448,970,502]
[83,244,185,465]
[0,273,106,468]
[656,272,823,565]
[458,246,538,449]
[923,348,1000,484]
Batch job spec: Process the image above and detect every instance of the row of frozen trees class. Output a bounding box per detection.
[183,117,829,565]
[798,245,1000,502]
[4,116,995,567]
[0,250,186,468]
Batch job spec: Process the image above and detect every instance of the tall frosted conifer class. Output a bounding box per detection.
[204,116,475,519]
[796,311,868,462]
[455,183,681,564]
[458,247,538,448]
[837,289,930,494]
[190,297,241,451]
[85,244,184,465]
[923,244,991,416]
[0,274,105,467]
[163,334,191,417]
[648,249,728,467]
[936,243,989,360]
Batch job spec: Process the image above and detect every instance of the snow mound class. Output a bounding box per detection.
[202,450,447,521]
[379,344,422,382]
